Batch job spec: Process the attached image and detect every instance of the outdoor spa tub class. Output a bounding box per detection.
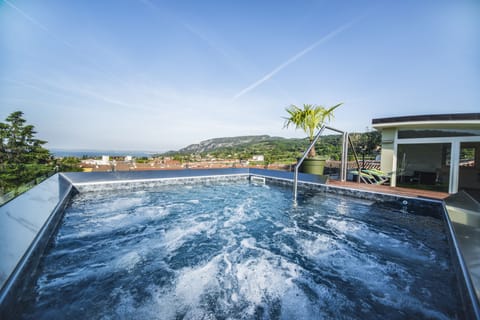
[0,169,478,319]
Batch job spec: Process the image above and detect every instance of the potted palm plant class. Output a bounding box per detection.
[284,103,342,175]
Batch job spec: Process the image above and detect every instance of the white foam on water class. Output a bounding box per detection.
[162,220,217,252]
[134,205,171,219]
[279,279,353,320]
[115,251,142,272]
[279,285,318,319]
[174,256,220,306]
[377,235,432,263]
[165,202,185,209]
[327,218,363,234]
[122,257,223,320]
[107,286,178,320]
[94,212,130,224]
[264,214,287,230]
[316,246,441,318]
[57,212,129,240]
[187,199,200,204]
[240,237,257,250]
[223,253,233,274]
[223,198,256,228]
[141,287,178,320]
[59,209,157,240]
[274,226,299,238]
[58,194,168,241]
[372,291,451,320]
[327,218,436,263]
[279,242,294,254]
[108,289,137,320]
[296,234,338,260]
[39,250,147,294]
[281,218,422,312]
[95,197,144,214]
[324,248,391,291]
[182,308,216,320]
[235,256,299,306]
[37,266,95,291]
[336,199,351,216]
[113,251,322,319]
[57,228,94,240]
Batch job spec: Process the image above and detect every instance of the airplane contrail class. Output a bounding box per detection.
[232,18,360,101]
[3,0,74,48]
[3,0,48,32]
[3,0,141,98]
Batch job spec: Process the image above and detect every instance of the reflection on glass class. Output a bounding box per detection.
[396,143,450,192]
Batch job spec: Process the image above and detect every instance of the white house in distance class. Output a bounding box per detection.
[82,155,111,166]
[372,113,480,195]
[252,155,265,162]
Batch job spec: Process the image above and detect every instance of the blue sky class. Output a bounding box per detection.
[1,0,479,151]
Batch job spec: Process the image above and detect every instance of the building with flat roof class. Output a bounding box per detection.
[372,113,480,195]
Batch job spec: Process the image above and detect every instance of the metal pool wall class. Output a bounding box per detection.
[0,174,75,315]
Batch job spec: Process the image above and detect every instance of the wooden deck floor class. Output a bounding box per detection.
[327,180,449,200]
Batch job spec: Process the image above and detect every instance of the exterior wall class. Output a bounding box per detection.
[379,128,396,175]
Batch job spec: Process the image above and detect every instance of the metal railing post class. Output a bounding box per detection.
[293,167,299,205]
[293,125,326,204]
[340,131,348,182]
[347,135,363,183]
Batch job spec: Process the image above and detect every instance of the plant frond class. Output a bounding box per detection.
[282,102,342,142]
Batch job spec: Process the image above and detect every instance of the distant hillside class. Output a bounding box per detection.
[174,135,302,154]
[162,135,323,162]
[160,132,381,163]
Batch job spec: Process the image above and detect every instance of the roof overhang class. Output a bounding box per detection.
[371,113,480,130]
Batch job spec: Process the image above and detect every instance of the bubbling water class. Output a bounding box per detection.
[20,181,461,319]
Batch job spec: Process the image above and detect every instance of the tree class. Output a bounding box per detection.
[56,157,83,172]
[283,103,342,158]
[0,111,53,193]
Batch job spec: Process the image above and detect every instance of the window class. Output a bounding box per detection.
[460,147,475,167]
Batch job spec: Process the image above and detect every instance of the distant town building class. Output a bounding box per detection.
[82,155,111,166]
[252,155,264,162]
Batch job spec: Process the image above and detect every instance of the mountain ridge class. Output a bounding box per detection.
[161,135,308,156]
[159,131,381,162]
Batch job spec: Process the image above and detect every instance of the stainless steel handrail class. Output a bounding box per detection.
[294,125,355,203]
[293,125,366,203]
[293,125,327,204]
